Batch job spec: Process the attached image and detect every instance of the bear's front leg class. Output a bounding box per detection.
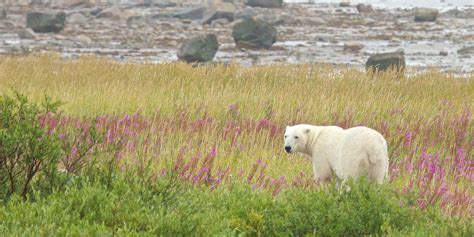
[314,175,332,186]
[312,159,332,186]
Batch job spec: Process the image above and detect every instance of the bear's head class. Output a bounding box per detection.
[284,125,311,154]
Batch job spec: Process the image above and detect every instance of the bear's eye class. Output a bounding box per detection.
[294,136,299,139]
[284,135,288,138]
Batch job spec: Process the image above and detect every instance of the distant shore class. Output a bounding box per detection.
[0,1,473,73]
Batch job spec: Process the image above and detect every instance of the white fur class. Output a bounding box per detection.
[284,124,389,185]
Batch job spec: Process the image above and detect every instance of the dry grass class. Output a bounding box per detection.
[1,55,471,122]
[1,55,472,216]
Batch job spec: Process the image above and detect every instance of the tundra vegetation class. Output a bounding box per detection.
[0,56,472,236]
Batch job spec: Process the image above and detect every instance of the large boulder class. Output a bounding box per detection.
[172,7,206,20]
[414,8,438,22]
[26,11,66,33]
[244,0,283,8]
[201,3,235,25]
[366,50,405,72]
[232,18,277,49]
[177,34,219,63]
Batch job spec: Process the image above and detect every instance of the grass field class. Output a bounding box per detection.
[0,55,472,236]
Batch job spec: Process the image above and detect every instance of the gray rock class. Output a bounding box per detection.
[26,11,66,33]
[414,8,438,22]
[439,51,448,56]
[90,7,102,16]
[126,15,147,28]
[134,0,172,7]
[211,18,230,27]
[245,0,283,8]
[457,46,474,55]
[96,8,121,20]
[366,50,405,72]
[54,34,66,40]
[258,14,285,26]
[232,18,277,49]
[1,20,15,29]
[17,28,37,39]
[271,17,285,26]
[66,0,93,9]
[441,9,474,18]
[235,7,257,20]
[339,2,350,7]
[68,12,87,25]
[137,0,152,7]
[172,7,206,20]
[1,7,6,19]
[177,34,219,63]
[344,42,364,52]
[154,0,177,8]
[149,13,172,19]
[307,16,327,25]
[74,35,93,44]
[201,3,235,25]
[356,4,373,13]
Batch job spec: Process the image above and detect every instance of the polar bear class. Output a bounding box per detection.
[284,124,389,185]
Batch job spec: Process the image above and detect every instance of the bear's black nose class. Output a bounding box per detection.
[285,146,292,153]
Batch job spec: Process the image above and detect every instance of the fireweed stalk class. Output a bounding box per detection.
[38,108,472,217]
[1,56,472,217]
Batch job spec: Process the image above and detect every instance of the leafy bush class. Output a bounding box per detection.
[273,180,415,236]
[0,173,472,236]
[0,92,62,200]
[0,172,201,236]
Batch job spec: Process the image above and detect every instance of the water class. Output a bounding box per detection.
[284,0,474,9]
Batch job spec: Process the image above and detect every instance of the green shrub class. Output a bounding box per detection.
[0,172,201,236]
[272,180,414,236]
[0,173,472,236]
[0,92,62,200]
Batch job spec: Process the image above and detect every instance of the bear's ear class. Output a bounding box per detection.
[305,128,311,134]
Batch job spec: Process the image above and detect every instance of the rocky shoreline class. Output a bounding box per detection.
[0,0,473,73]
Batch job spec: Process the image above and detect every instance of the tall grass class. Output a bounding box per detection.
[1,55,471,120]
[0,55,472,221]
